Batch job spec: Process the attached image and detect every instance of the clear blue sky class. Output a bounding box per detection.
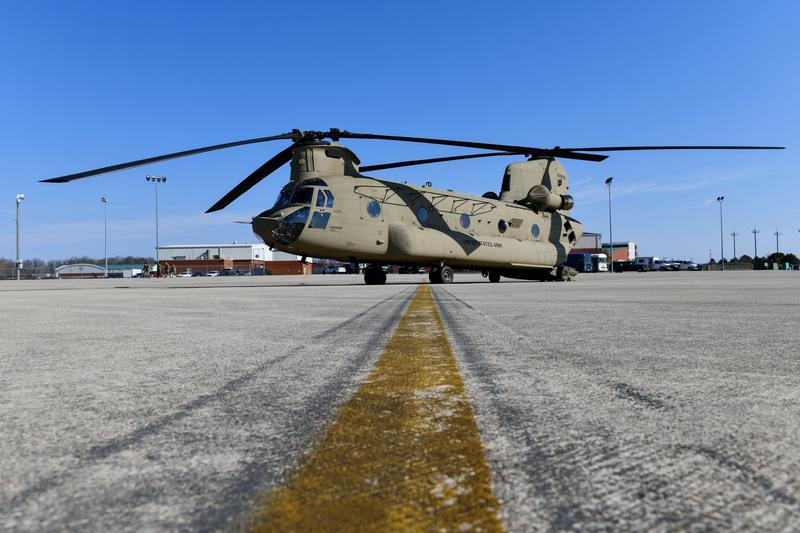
[1,1,797,261]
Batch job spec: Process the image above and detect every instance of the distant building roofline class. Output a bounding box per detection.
[157,243,266,249]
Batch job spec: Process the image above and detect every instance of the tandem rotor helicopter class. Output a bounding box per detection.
[41,129,783,285]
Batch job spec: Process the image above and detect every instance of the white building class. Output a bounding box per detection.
[157,243,273,261]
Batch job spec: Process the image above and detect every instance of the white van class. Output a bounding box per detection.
[635,256,673,271]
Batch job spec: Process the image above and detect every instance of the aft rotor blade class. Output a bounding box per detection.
[205,143,297,213]
[339,131,608,162]
[361,151,520,172]
[558,145,786,153]
[40,132,297,183]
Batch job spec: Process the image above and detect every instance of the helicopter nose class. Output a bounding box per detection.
[252,213,281,245]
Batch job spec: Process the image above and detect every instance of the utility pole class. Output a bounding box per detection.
[101,196,108,277]
[716,196,725,271]
[774,230,782,254]
[146,176,166,269]
[730,231,739,261]
[752,228,760,258]
[15,193,25,280]
[605,177,613,272]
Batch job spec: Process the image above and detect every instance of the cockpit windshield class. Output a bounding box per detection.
[290,187,314,205]
[273,184,316,210]
[273,183,295,209]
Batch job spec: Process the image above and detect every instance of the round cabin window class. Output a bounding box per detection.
[417,207,429,225]
[459,214,470,229]
[531,224,541,238]
[367,200,381,218]
[498,219,508,233]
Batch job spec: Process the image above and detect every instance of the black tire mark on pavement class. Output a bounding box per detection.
[613,382,670,410]
[438,286,672,411]
[2,287,413,517]
[677,445,797,506]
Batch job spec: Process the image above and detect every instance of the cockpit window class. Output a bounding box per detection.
[273,183,295,209]
[315,189,326,208]
[324,190,334,208]
[290,187,314,205]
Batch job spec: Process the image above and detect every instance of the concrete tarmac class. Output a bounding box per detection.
[1,271,798,531]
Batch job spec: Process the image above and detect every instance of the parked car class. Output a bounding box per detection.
[613,261,649,272]
[207,271,220,277]
[177,272,192,278]
[191,272,207,277]
[221,268,237,276]
[337,266,348,274]
[678,260,700,271]
[321,265,338,274]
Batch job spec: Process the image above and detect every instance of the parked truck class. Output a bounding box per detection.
[634,256,673,271]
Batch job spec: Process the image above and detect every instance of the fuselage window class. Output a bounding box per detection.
[531,224,541,238]
[459,214,470,229]
[498,219,508,233]
[367,199,381,218]
[417,207,429,225]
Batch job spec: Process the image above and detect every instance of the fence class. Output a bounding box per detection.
[0,267,56,280]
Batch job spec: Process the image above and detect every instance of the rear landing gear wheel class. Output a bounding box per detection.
[440,266,454,283]
[488,271,501,283]
[428,266,454,284]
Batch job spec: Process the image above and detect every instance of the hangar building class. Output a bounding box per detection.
[571,232,637,262]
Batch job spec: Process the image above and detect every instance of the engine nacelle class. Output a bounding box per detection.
[526,184,574,212]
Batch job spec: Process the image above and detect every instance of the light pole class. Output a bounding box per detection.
[145,176,166,267]
[730,231,738,262]
[752,228,760,258]
[15,193,24,280]
[774,230,782,254]
[101,196,108,277]
[716,196,725,271]
[605,177,613,272]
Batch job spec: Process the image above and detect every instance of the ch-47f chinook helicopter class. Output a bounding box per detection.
[41,129,783,285]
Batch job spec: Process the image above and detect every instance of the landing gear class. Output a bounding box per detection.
[428,265,454,284]
[364,266,386,285]
[488,271,501,283]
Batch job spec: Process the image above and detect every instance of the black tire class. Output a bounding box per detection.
[364,268,386,285]
[440,266,454,284]
[488,271,501,283]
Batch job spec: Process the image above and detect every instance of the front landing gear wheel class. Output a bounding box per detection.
[428,266,454,284]
[364,268,387,285]
[488,271,501,283]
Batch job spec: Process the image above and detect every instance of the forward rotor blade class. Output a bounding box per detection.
[40,132,297,183]
[205,143,296,213]
[360,151,520,172]
[558,145,786,152]
[339,131,608,162]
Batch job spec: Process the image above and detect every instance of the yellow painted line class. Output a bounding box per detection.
[249,285,503,532]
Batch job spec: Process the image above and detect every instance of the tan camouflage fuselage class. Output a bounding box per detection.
[252,143,582,279]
